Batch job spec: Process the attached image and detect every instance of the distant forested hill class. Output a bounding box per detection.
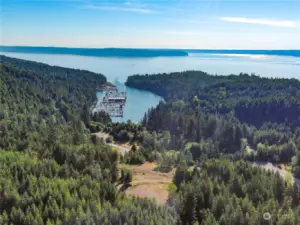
[1,55,106,112]
[126,71,300,127]
[0,46,188,58]
[185,49,300,57]
[1,46,299,58]
[126,71,300,178]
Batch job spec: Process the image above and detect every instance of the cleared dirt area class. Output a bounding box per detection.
[94,132,174,203]
[120,162,175,204]
[94,132,109,140]
[254,161,300,184]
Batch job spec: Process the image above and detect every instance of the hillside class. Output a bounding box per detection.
[127,71,300,127]
[185,49,300,57]
[0,56,176,225]
[1,46,299,58]
[125,71,300,174]
[122,71,300,224]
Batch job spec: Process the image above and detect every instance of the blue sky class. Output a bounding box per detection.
[1,0,300,49]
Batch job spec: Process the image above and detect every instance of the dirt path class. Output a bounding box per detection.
[93,132,130,155]
[247,145,300,185]
[94,132,109,140]
[108,143,130,155]
[120,162,174,204]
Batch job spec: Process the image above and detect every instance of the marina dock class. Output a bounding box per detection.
[94,86,127,117]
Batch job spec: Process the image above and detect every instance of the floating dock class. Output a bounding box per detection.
[94,86,127,117]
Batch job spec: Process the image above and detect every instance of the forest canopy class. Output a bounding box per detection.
[127,71,300,127]
[0,56,176,225]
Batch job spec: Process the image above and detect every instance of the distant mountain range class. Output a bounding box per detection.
[1,46,299,58]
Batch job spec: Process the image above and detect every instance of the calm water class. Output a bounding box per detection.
[1,52,300,123]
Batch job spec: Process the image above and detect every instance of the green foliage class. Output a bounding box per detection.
[0,147,119,224]
[126,71,300,177]
[292,152,300,178]
[120,168,133,184]
[256,141,297,163]
[2,55,300,225]
[63,196,177,225]
[123,150,145,165]
[156,151,178,173]
[106,135,114,143]
[91,111,111,124]
[169,159,300,225]
[125,71,300,224]
[88,121,103,133]
[105,121,143,143]
[186,140,218,161]
[127,71,300,127]
[0,56,176,224]
[0,55,106,151]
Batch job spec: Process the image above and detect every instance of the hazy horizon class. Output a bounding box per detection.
[1,0,300,49]
[1,45,300,51]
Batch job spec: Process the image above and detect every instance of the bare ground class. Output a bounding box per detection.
[119,162,175,204]
[93,132,173,203]
[254,161,300,184]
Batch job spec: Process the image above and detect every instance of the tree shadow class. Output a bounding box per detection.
[118,183,131,192]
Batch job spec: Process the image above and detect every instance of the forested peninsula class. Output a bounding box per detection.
[1,46,300,58]
[1,55,300,225]
[0,46,188,58]
[126,72,300,164]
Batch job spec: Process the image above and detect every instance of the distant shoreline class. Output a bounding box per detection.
[0,46,188,58]
[1,46,299,58]
[185,49,300,58]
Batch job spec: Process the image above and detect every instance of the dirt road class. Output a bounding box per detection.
[254,161,300,185]
[93,132,130,155]
[246,145,300,185]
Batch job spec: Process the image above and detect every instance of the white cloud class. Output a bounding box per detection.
[220,17,298,28]
[84,5,157,14]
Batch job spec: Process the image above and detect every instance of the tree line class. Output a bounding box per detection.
[170,158,300,225]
